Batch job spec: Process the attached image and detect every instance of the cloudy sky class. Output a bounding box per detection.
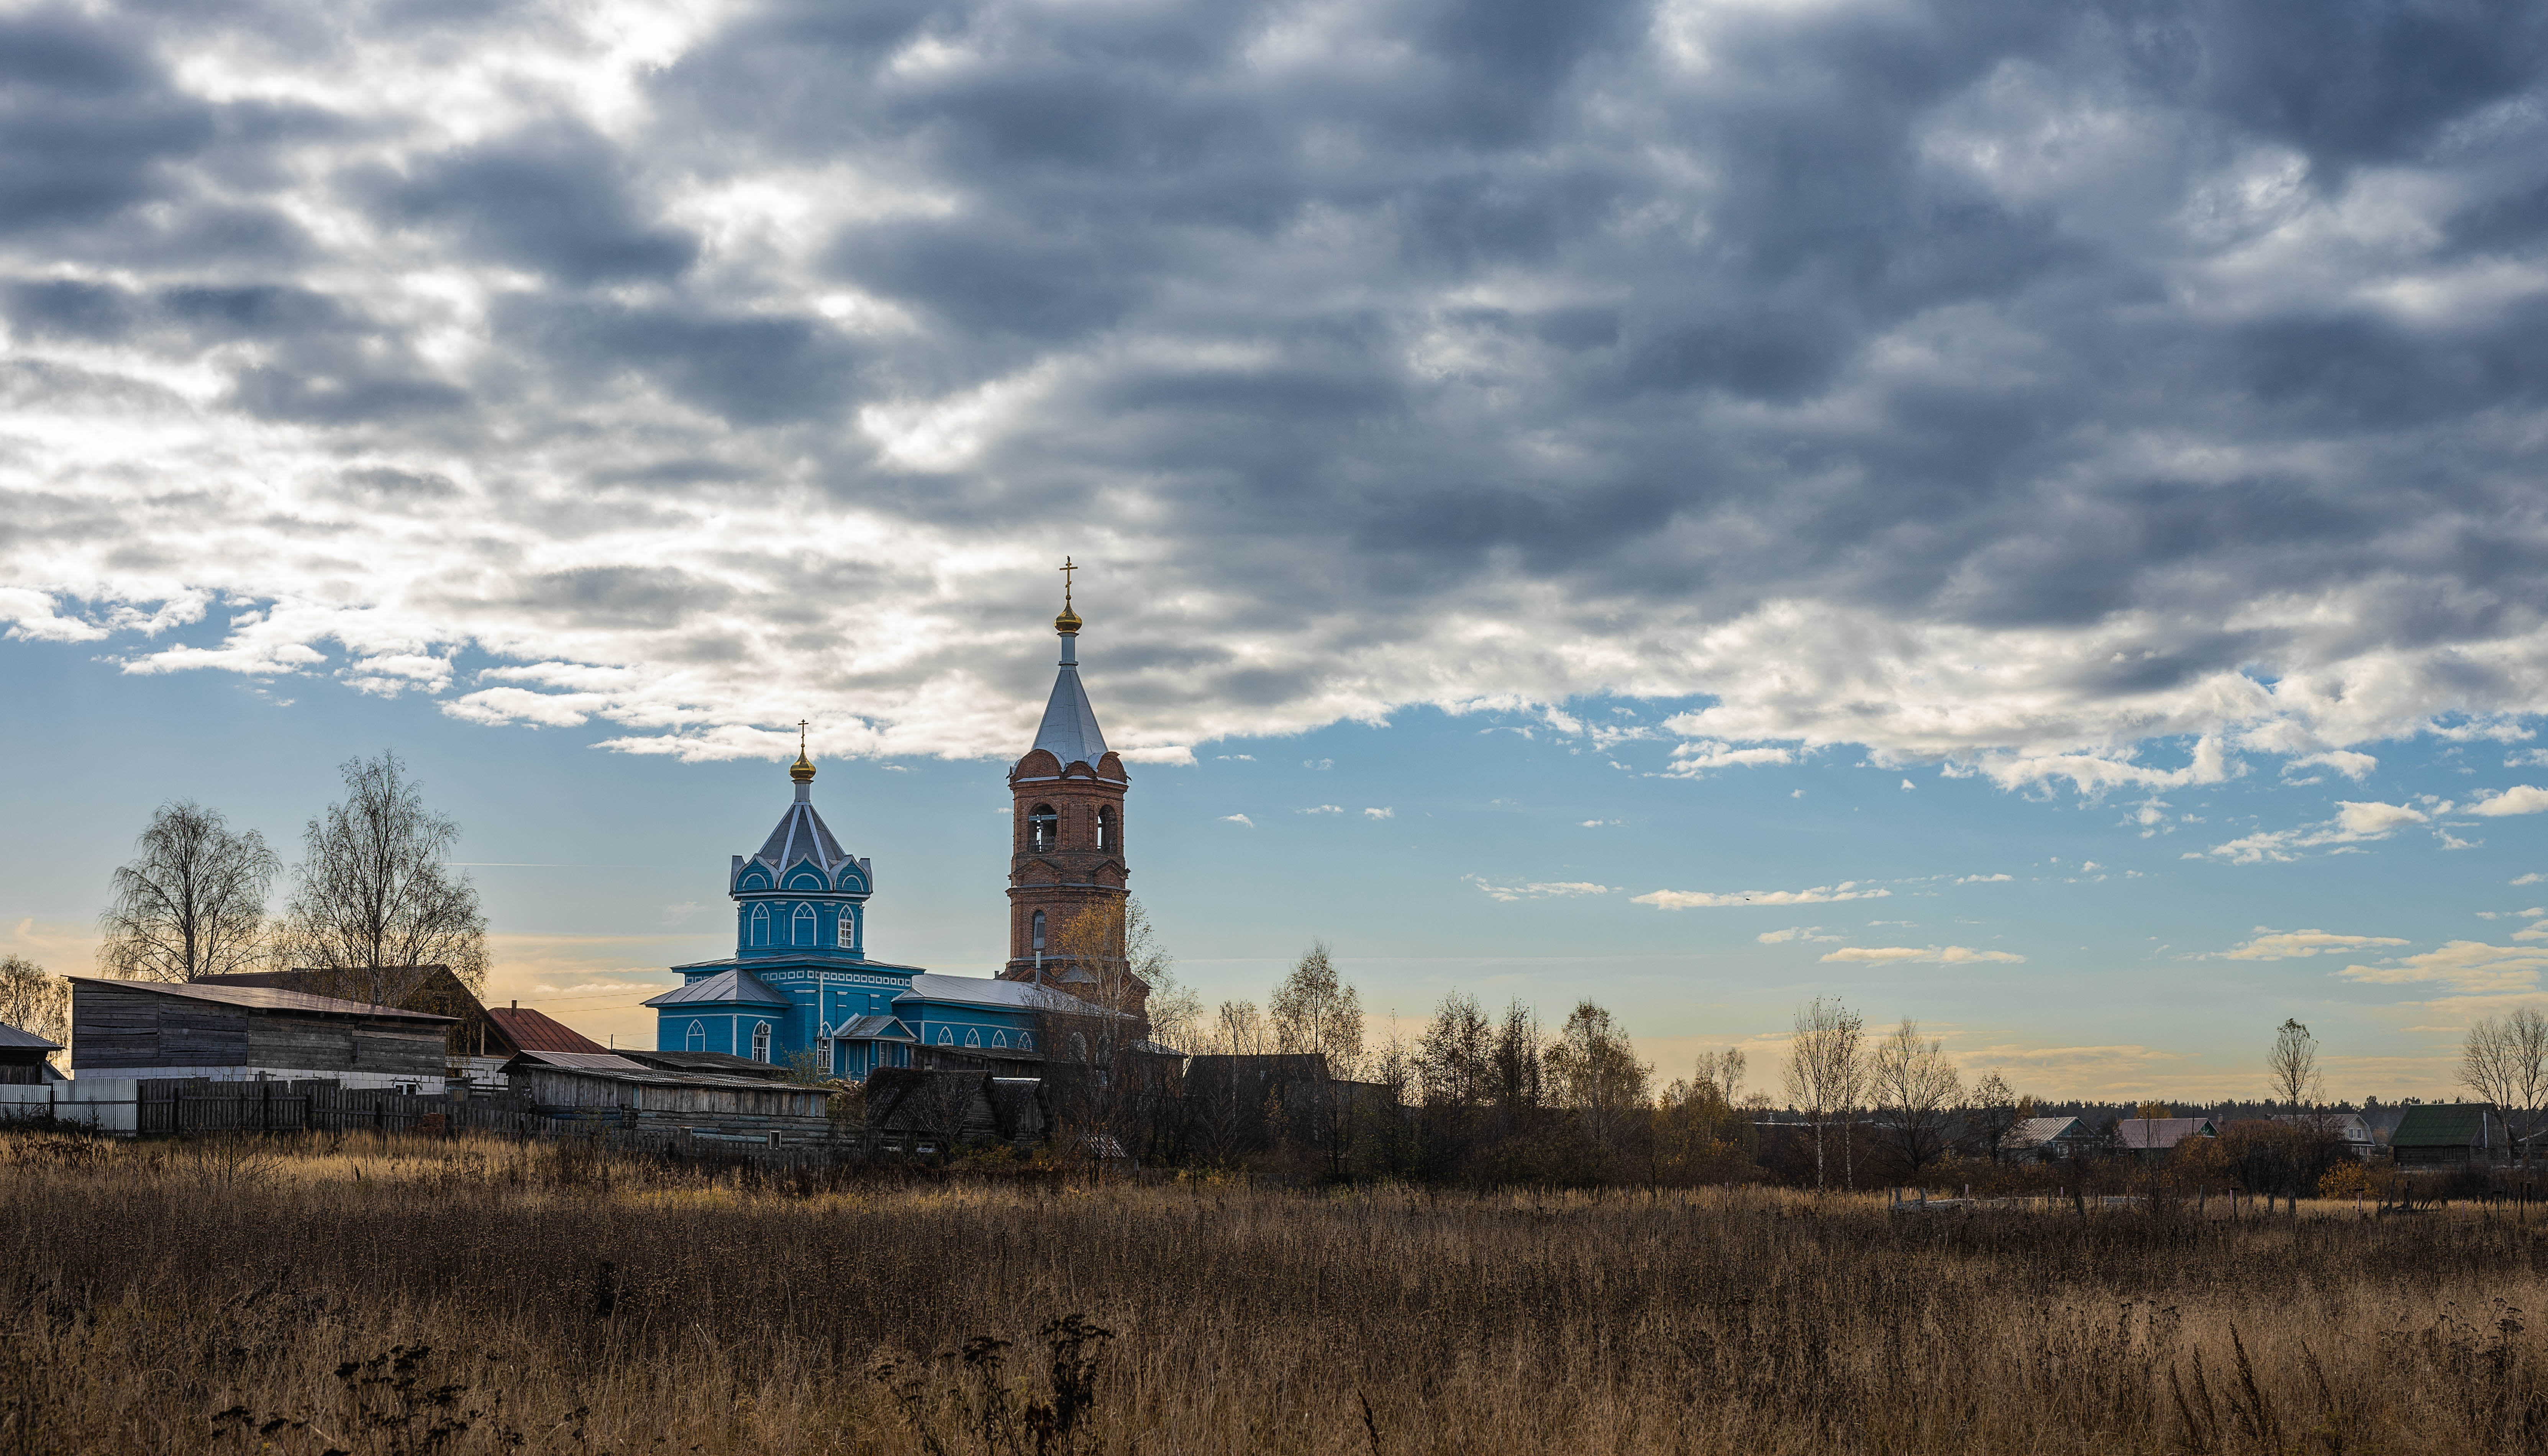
[7,0,2548,1099]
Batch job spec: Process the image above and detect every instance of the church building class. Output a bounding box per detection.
[645,582,1141,1078]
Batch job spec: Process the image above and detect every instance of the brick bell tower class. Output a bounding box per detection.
[1000,563,1138,1005]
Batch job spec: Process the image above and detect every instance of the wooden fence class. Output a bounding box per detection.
[134,1079,596,1139]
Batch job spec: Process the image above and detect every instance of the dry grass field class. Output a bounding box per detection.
[5,1128,2548,1455]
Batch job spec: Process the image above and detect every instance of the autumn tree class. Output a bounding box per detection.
[1545,1001,1650,1159]
[1784,997,1866,1190]
[1271,942,1369,1176]
[1869,1018,1963,1179]
[97,801,278,981]
[272,754,487,1005]
[0,955,69,1071]
[1967,1071,2020,1163]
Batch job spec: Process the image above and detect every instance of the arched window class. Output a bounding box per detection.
[837,908,855,948]
[792,903,816,947]
[749,904,771,947]
[936,1026,954,1046]
[1097,805,1116,852]
[817,1035,833,1073]
[1029,804,1058,852]
[992,1030,1008,1048]
[751,1022,772,1063]
[965,1028,982,1048]
[1070,1032,1089,1063]
[1018,1032,1034,1052]
[1031,910,1046,955]
[685,1020,706,1052]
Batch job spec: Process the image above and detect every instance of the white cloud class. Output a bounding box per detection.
[1221,814,1254,828]
[1757,925,1842,944]
[1118,745,1196,766]
[1820,945,2026,965]
[2204,800,2429,863]
[2518,873,2547,886]
[2285,750,2376,780]
[1633,882,1891,909]
[1957,873,2013,883]
[1900,778,1916,791]
[1466,877,1613,902]
[2337,942,2548,995]
[1299,804,1343,815]
[1215,754,1255,762]
[1363,806,1394,819]
[2215,927,2410,961]
[2468,786,2548,817]
[1662,739,1795,777]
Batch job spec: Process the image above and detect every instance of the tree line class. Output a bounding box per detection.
[2,752,489,1059]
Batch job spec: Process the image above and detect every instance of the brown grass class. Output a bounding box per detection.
[6,1127,2548,1454]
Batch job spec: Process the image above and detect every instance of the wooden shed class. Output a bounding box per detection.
[0,1020,65,1085]
[502,1050,835,1142]
[68,977,454,1087]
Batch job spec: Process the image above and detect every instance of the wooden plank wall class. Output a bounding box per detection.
[73,983,251,1069]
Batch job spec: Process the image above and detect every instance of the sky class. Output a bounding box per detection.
[6,0,2548,1101]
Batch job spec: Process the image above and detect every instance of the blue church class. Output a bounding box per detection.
[644,590,1138,1079]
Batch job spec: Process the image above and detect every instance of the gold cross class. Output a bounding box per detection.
[797,719,808,755]
[1059,556,1076,608]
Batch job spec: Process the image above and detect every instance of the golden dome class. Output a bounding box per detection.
[790,751,816,784]
[1055,605,1083,635]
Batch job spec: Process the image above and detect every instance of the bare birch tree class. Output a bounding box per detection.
[272,753,487,1004]
[1784,996,1865,1190]
[97,801,278,981]
[2461,1008,2548,1165]
[1869,1018,1962,1179]
[1271,941,1369,1176]
[2267,1018,2323,1111]
[1545,1000,1651,1157]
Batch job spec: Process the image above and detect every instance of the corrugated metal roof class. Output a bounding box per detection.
[510,1050,650,1072]
[504,1052,818,1095]
[0,1020,63,1051]
[2392,1103,2494,1148]
[898,974,1084,1011]
[618,1048,795,1080]
[750,791,856,876]
[836,1014,916,1042]
[2117,1117,2215,1150]
[2004,1116,2083,1148]
[485,1006,608,1054]
[68,976,457,1022]
[642,968,790,1007]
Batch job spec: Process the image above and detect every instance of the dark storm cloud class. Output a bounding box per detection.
[374,128,699,284]
[12,0,2548,760]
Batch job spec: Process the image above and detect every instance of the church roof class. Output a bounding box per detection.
[643,968,790,1008]
[836,1014,916,1042]
[898,974,1097,1012]
[751,793,855,876]
[1030,657,1108,768]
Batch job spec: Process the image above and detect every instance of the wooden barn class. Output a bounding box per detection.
[67,977,454,1088]
[502,1049,835,1142]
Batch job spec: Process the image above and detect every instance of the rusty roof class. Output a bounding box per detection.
[485,1005,607,1054]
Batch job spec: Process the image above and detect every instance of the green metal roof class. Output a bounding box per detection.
[2391,1103,2494,1148]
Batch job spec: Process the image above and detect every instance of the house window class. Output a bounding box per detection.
[793,903,816,947]
[838,908,856,948]
[749,904,771,947]
[966,1028,982,1048]
[1031,910,1046,953]
[1097,805,1115,852]
[685,1020,706,1052]
[993,1030,1008,1049]
[1029,804,1058,852]
[817,1036,832,1073]
[937,1026,954,1046]
[752,1022,772,1063]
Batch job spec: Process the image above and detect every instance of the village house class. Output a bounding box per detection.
[2390,1104,2501,1169]
[0,1020,64,1085]
[2116,1117,2217,1159]
[2002,1115,2092,1163]
[2272,1111,2376,1158]
[66,976,455,1089]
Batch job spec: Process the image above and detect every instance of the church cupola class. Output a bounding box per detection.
[1002,563,1133,991]
[729,725,874,960]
